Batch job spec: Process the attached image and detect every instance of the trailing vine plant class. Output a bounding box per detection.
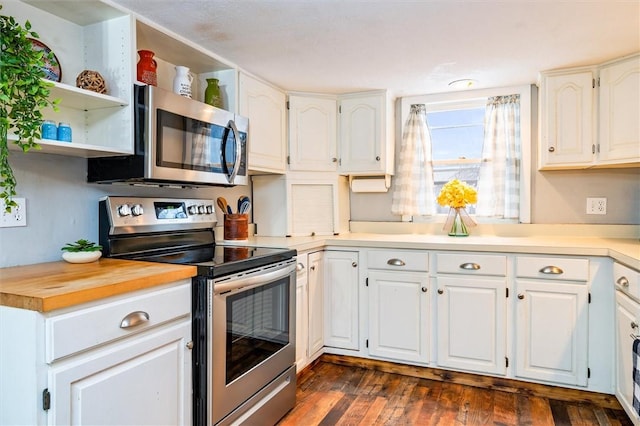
[0,5,60,212]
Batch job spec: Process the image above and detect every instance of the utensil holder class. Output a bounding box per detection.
[224,214,249,240]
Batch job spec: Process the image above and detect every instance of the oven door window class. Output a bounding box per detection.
[225,278,290,384]
[156,109,230,173]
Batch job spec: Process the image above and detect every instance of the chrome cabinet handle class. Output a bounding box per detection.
[518,294,524,300]
[617,276,630,287]
[421,287,427,293]
[296,263,305,272]
[437,289,444,295]
[460,262,480,270]
[120,311,149,329]
[539,266,563,275]
[352,262,358,268]
[387,258,406,267]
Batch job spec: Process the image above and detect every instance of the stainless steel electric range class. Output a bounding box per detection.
[98,196,297,426]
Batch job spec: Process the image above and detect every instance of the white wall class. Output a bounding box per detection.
[0,152,248,268]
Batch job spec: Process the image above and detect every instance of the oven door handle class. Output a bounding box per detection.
[214,263,295,294]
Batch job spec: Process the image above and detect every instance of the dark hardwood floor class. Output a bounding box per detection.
[278,357,632,426]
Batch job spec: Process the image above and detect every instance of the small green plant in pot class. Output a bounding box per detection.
[1,5,60,212]
[61,239,102,263]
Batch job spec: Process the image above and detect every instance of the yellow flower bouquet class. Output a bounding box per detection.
[437,179,477,236]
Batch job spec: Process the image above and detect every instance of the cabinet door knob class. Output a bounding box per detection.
[332,157,338,163]
[437,289,444,295]
[460,262,480,270]
[296,263,305,272]
[186,341,194,350]
[120,311,150,329]
[632,322,638,330]
[548,147,555,152]
[352,262,358,267]
[617,276,630,287]
[387,258,406,267]
[421,287,427,293]
[539,265,563,275]
[518,294,525,300]
[375,156,380,161]
[310,265,316,271]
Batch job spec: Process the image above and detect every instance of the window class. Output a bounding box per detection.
[399,85,532,223]
[427,104,485,214]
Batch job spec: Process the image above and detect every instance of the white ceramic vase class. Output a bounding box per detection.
[173,66,194,98]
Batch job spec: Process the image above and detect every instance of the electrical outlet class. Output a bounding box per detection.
[0,198,27,227]
[586,197,607,215]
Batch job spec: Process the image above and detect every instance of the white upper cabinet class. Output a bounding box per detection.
[288,91,394,175]
[239,72,287,173]
[598,54,640,165]
[539,69,596,168]
[6,1,133,157]
[539,53,640,170]
[339,91,394,175]
[288,94,338,171]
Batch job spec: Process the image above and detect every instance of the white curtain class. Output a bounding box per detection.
[476,95,521,219]
[391,104,436,216]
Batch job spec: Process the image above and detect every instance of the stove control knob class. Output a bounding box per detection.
[187,205,198,215]
[197,205,205,214]
[206,205,213,214]
[131,204,144,216]
[117,204,131,217]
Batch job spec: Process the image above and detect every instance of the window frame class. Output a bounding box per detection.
[399,85,533,224]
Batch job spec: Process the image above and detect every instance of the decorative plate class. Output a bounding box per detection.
[28,38,61,82]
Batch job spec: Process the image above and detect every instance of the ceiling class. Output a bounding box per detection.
[113,0,640,97]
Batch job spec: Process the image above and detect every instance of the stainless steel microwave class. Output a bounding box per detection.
[88,85,248,187]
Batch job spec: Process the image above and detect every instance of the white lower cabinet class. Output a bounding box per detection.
[324,250,359,350]
[366,249,430,364]
[615,289,640,422]
[295,253,309,372]
[614,262,640,423]
[308,251,325,358]
[0,280,192,426]
[434,253,508,375]
[515,256,589,386]
[368,270,429,364]
[436,276,507,375]
[49,321,190,425]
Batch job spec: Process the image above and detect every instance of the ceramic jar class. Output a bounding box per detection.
[204,78,223,108]
[136,50,157,86]
[173,66,194,98]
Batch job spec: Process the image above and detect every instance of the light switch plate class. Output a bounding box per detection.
[0,198,27,227]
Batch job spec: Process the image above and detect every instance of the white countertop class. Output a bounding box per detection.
[221,232,640,270]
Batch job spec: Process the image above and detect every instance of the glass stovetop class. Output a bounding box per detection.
[131,245,296,278]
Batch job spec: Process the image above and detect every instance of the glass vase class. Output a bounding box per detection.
[447,208,469,237]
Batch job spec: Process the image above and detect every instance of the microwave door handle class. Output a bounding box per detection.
[225,119,241,184]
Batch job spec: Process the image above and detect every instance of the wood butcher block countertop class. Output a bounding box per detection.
[0,258,197,312]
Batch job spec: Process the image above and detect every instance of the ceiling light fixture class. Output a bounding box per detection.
[448,79,477,90]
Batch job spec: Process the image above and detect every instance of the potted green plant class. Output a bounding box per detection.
[61,239,102,263]
[1,5,60,212]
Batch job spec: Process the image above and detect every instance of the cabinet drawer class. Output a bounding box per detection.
[436,253,507,276]
[615,262,640,301]
[367,250,428,272]
[46,280,191,363]
[516,256,589,281]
